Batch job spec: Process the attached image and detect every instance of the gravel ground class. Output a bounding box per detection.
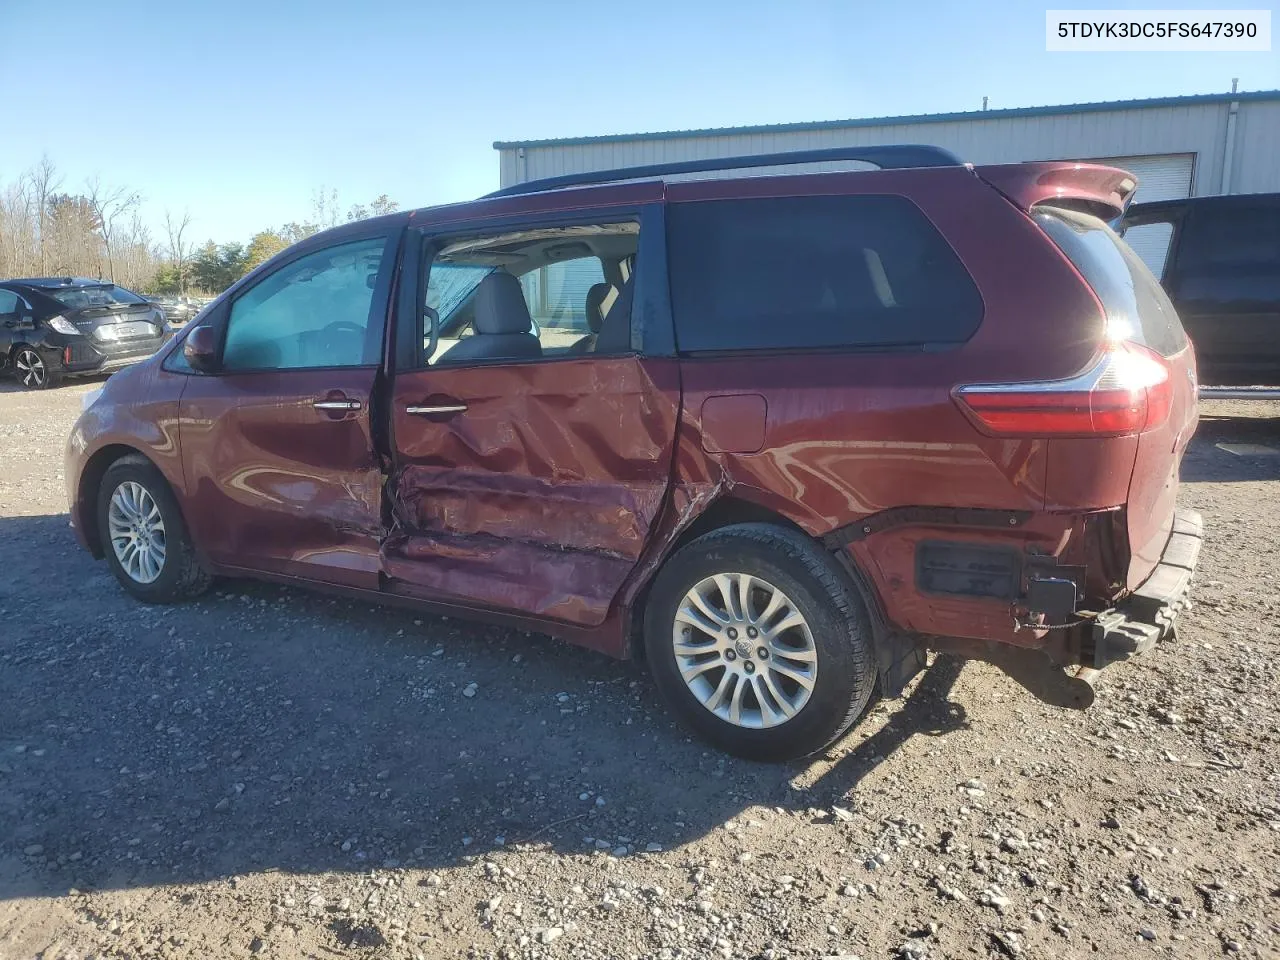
[1,378,1278,960]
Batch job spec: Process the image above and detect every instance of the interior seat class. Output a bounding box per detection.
[593,277,634,354]
[439,271,542,364]
[568,282,612,354]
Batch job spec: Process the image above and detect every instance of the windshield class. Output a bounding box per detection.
[49,284,147,309]
[425,264,494,323]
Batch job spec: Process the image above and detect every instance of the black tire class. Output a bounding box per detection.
[96,454,212,603]
[644,523,877,762]
[12,345,61,390]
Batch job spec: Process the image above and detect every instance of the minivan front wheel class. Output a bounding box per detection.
[645,523,877,762]
[96,455,212,603]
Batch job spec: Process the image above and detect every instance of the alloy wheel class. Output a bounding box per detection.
[107,481,167,584]
[672,572,818,729]
[15,349,46,388]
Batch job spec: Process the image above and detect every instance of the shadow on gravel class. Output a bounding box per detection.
[806,656,968,805]
[1182,416,1280,483]
[0,512,969,901]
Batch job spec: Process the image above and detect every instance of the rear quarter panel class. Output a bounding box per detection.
[663,168,1111,645]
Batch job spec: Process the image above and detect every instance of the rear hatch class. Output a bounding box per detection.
[50,284,167,350]
[961,163,1199,593]
[1034,208,1198,587]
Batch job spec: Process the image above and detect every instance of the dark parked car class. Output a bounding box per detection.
[1121,193,1280,386]
[147,295,204,327]
[65,147,1201,761]
[1,278,171,389]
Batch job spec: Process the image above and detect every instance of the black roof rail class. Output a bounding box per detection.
[485,144,964,199]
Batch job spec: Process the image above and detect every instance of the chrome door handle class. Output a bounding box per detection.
[313,399,362,411]
[406,404,468,415]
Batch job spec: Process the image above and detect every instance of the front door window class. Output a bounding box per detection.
[222,237,388,371]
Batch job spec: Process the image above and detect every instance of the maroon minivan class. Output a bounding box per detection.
[66,146,1201,761]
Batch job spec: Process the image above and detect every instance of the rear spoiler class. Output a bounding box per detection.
[975,162,1138,221]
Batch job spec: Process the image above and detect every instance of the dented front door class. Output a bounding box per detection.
[176,228,399,590]
[180,368,385,589]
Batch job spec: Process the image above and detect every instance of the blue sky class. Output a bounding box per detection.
[2,0,1276,245]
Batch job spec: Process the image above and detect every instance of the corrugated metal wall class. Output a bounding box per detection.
[1231,100,1280,194]
[498,99,1278,198]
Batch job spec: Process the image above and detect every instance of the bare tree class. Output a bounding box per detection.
[345,195,400,223]
[0,178,37,277]
[44,194,102,278]
[85,175,141,281]
[116,213,156,290]
[26,154,63,275]
[164,208,193,294]
[1,156,401,293]
[312,186,341,230]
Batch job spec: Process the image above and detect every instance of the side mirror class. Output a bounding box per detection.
[183,325,220,373]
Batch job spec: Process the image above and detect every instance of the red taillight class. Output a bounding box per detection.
[64,346,73,365]
[955,342,1172,437]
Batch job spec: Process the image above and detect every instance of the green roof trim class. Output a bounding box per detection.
[494,89,1280,150]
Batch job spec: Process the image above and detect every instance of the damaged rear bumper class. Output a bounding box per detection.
[922,509,1203,710]
[1090,509,1203,668]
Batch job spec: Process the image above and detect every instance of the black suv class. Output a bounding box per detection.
[1121,193,1280,387]
[0,278,171,389]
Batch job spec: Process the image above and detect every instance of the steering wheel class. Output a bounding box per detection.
[312,320,368,363]
[322,320,365,337]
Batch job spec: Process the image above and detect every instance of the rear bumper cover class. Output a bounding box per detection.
[919,509,1203,711]
[62,335,170,374]
[1092,509,1203,668]
[68,353,151,376]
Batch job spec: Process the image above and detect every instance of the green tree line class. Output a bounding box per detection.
[150,193,400,294]
[2,154,398,296]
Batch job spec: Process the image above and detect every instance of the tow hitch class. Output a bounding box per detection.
[933,510,1203,710]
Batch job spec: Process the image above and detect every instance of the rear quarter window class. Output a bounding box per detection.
[666,195,983,353]
[1035,207,1188,358]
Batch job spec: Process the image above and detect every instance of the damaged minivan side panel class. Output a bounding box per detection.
[382,207,681,630]
[384,357,680,626]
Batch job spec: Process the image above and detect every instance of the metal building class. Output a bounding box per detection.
[495,90,1280,206]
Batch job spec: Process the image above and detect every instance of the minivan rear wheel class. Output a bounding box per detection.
[97,455,212,603]
[645,523,877,762]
